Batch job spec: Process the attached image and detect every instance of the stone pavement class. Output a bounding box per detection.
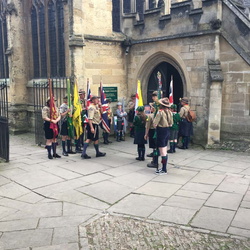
[0,133,250,250]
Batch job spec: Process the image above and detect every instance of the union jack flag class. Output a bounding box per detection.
[100,82,110,133]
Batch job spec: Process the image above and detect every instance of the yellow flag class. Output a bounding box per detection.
[135,80,143,110]
[73,81,83,139]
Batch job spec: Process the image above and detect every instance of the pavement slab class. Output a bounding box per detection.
[189,170,225,185]
[154,168,198,185]
[9,170,65,190]
[164,195,205,210]
[77,180,134,204]
[231,207,250,230]
[52,227,78,245]
[149,205,197,224]
[181,182,217,193]
[0,218,39,232]
[191,207,235,232]
[1,134,250,249]
[134,181,182,198]
[108,193,165,217]
[0,182,30,199]
[0,229,53,249]
[208,191,244,210]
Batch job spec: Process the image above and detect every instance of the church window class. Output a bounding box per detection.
[31,0,65,78]
[136,0,144,20]
[112,0,121,32]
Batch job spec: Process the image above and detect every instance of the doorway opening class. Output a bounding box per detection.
[147,62,183,105]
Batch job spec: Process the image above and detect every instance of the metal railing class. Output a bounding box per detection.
[0,79,9,162]
[33,77,71,145]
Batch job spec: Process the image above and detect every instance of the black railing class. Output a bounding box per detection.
[0,79,9,162]
[33,77,71,145]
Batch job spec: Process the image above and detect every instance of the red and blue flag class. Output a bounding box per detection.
[100,82,110,133]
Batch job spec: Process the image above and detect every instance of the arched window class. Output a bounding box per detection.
[30,0,65,78]
[0,14,9,79]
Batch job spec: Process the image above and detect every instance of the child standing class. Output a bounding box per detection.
[116,102,127,142]
[168,104,181,153]
[133,106,147,161]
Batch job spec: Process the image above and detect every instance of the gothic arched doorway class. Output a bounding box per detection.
[147,62,183,105]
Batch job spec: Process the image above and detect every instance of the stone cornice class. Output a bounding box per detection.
[130,30,220,45]
[84,34,126,42]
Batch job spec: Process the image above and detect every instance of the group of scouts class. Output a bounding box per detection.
[42,89,193,175]
[132,91,193,175]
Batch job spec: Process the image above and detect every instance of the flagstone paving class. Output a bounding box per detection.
[0,133,250,249]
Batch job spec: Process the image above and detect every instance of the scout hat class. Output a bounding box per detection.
[47,97,57,102]
[181,97,189,104]
[79,89,85,94]
[151,91,158,97]
[171,104,177,111]
[159,97,171,107]
[136,106,144,112]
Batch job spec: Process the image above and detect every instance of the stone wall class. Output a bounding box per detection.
[220,37,250,140]
[126,34,217,143]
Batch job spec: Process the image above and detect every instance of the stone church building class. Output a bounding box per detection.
[0,0,249,145]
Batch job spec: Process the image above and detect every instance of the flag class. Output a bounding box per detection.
[157,71,163,100]
[48,79,58,139]
[84,79,92,124]
[73,80,83,139]
[169,75,173,105]
[100,82,110,133]
[86,79,92,109]
[67,79,74,139]
[135,80,143,111]
[122,97,128,133]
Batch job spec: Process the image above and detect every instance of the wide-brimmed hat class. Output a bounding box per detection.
[151,91,158,97]
[158,98,170,107]
[79,89,85,94]
[181,97,189,104]
[47,97,57,102]
[136,106,144,112]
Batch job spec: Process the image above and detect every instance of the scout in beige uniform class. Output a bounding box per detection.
[81,96,106,159]
[42,98,61,159]
[153,98,173,174]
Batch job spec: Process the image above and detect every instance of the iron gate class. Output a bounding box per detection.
[33,77,71,145]
[0,79,9,162]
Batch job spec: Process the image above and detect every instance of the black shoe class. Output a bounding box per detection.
[178,146,186,150]
[81,154,91,159]
[48,155,53,160]
[107,140,112,143]
[96,152,106,157]
[167,149,174,153]
[136,157,142,161]
[147,163,158,168]
[117,139,121,142]
[104,141,109,145]
[67,150,76,154]
[53,154,61,158]
[147,152,154,157]
[63,152,69,156]
[141,158,145,161]
[75,149,82,154]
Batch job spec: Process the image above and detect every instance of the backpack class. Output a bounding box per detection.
[186,110,196,122]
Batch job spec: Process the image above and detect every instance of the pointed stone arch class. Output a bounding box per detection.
[131,47,191,104]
